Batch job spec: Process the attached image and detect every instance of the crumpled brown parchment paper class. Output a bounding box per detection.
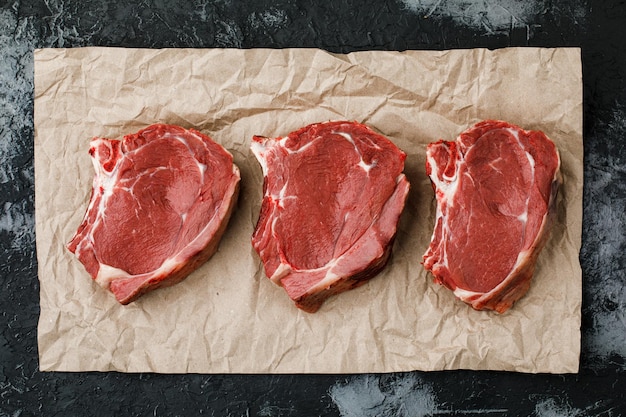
[34,47,582,374]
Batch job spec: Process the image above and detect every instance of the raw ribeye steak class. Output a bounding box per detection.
[251,121,410,313]
[67,124,240,304]
[423,120,561,313]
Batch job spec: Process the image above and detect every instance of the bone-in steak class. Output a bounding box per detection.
[251,121,410,313]
[68,124,240,304]
[423,120,561,313]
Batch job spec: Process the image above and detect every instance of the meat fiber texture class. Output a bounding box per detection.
[251,121,410,313]
[423,120,562,313]
[67,124,240,304]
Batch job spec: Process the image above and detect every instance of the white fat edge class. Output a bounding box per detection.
[276,180,289,203]
[360,132,383,151]
[334,131,377,173]
[165,129,237,184]
[190,128,236,159]
[265,214,293,285]
[306,269,342,295]
[517,210,528,224]
[517,192,532,232]
[266,239,356,293]
[453,286,484,300]
[554,144,562,177]
[75,140,122,255]
[509,192,555,274]
[250,139,271,176]
[271,180,297,208]
[197,162,207,176]
[424,209,451,273]
[143,165,167,181]
[425,147,462,208]
[487,156,504,171]
[269,262,292,284]
[335,131,356,145]
[424,148,459,271]
[506,127,536,180]
[511,247,533,274]
[167,130,213,181]
[526,151,536,171]
[279,135,318,155]
[511,127,540,239]
[439,161,462,198]
[95,256,180,289]
[97,146,126,203]
[507,127,536,172]
[91,139,120,200]
[95,264,132,288]
[251,136,302,177]
[359,159,376,173]
[423,160,445,266]
[440,218,452,270]
[298,257,343,295]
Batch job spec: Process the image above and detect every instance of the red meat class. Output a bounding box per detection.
[423,120,561,313]
[67,124,240,304]
[251,121,410,313]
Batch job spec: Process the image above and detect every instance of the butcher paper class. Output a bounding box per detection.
[34,47,582,374]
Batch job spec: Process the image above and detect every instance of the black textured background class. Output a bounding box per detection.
[1,0,626,415]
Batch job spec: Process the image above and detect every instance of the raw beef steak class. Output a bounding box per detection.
[423,120,561,313]
[251,121,410,313]
[67,124,240,304]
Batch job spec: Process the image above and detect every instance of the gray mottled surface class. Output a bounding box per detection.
[581,106,626,371]
[1,0,625,415]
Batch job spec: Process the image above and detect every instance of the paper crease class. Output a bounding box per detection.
[34,47,582,374]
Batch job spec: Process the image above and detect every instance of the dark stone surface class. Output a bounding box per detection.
[1,0,625,415]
